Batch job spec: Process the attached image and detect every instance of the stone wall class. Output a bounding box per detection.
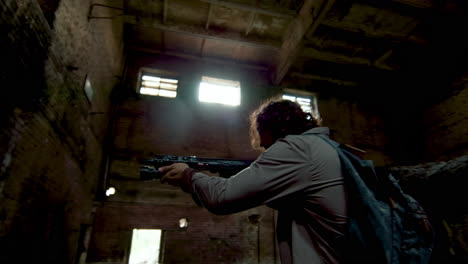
[0,0,123,263]
[388,155,468,263]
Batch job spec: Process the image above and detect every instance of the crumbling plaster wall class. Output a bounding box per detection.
[421,78,468,162]
[0,0,123,263]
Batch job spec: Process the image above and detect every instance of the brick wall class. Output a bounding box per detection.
[112,51,391,166]
[0,0,123,263]
[88,5,467,264]
[88,202,276,264]
[85,49,392,263]
[1,0,466,263]
[88,52,279,264]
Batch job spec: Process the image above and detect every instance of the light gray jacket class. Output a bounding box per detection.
[189,127,348,264]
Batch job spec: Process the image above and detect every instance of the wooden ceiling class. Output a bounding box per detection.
[117,0,467,99]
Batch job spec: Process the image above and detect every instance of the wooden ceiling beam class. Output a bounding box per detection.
[374,49,394,69]
[301,47,397,71]
[163,0,168,24]
[245,12,256,36]
[124,15,281,50]
[127,45,269,71]
[205,2,213,29]
[273,0,336,85]
[289,72,359,87]
[245,0,259,36]
[394,0,433,8]
[319,21,429,46]
[135,0,151,21]
[355,0,433,18]
[199,0,296,18]
[367,0,433,9]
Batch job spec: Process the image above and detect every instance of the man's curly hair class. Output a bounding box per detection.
[249,99,321,150]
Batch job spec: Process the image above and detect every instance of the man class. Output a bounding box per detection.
[159,99,348,264]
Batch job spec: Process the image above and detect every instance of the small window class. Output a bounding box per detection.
[282,91,320,119]
[199,76,241,106]
[139,74,178,98]
[128,229,162,264]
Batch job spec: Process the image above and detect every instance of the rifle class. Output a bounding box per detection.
[140,155,253,180]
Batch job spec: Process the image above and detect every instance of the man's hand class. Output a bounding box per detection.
[159,163,189,187]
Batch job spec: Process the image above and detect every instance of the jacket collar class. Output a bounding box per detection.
[302,127,330,136]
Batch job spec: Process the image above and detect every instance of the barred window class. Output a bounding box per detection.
[282,91,320,119]
[139,74,178,98]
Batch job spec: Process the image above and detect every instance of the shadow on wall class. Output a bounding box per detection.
[37,0,61,28]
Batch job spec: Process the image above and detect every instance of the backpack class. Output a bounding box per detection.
[311,133,435,264]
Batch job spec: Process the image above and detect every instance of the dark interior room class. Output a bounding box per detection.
[1,0,467,263]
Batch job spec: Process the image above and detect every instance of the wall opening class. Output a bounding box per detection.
[138,73,178,98]
[128,229,163,264]
[199,76,241,106]
[282,89,320,119]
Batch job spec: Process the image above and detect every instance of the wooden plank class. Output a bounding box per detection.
[245,12,256,35]
[301,47,396,70]
[395,0,433,8]
[273,0,335,85]
[124,15,281,50]
[289,72,359,86]
[199,0,296,18]
[205,2,213,29]
[163,0,168,24]
[127,45,269,71]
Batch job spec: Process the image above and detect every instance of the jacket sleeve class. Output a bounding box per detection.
[189,137,314,215]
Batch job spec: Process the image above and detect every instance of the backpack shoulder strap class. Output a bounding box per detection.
[306,132,380,192]
[304,132,340,148]
[305,132,367,157]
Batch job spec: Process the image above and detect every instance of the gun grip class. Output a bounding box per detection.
[140,166,163,181]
